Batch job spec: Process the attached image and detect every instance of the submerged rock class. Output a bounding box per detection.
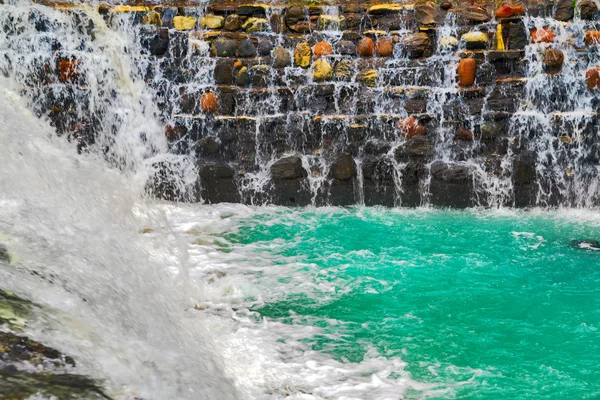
[571,240,600,250]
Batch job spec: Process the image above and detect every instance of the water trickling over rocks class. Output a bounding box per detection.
[3,0,600,207]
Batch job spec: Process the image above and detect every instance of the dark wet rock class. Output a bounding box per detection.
[237,39,256,58]
[335,40,357,55]
[147,159,199,202]
[249,65,272,87]
[555,0,575,20]
[211,38,237,57]
[395,136,434,159]
[429,161,474,207]
[459,6,492,23]
[161,8,178,28]
[269,11,283,33]
[401,33,431,58]
[257,39,273,56]
[330,154,357,180]
[140,27,169,57]
[236,66,250,86]
[214,61,234,85]
[513,151,537,185]
[284,6,309,32]
[570,239,600,249]
[271,156,307,179]
[580,0,599,20]
[0,244,9,263]
[506,20,528,50]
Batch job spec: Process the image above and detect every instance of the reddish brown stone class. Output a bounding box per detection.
[57,59,80,82]
[586,67,600,90]
[585,31,600,45]
[165,124,185,138]
[495,4,525,18]
[398,117,426,139]
[455,127,474,141]
[357,37,375,57]
[376,38,394,57]
[314,41,333,56]
[530,28,555,43]
[542,48,564,75]
[440,2,453,10]
[201,92,218,113]
[457,58,476,86]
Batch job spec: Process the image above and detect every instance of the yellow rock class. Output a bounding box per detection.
[313,58,333,81]
[368,4,403,14]
[439,36,458,48]
[461,31,489,43]
[142,11,162,27]
[242,17,269,33]
[173,16,197,31]
[294,42,312,68]
[113,5,149,12]
[357,70,378,87]
[200,15,224,29]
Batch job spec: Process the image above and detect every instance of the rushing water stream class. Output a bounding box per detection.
[1,1,600,399]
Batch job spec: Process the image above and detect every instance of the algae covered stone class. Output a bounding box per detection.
[313,58,333,81]
[294,42,312,68]
[142,11,162,27]
[333,60,355,80]
[356,69,378,87]
[242,17,269,33]
[173,16,197,31]
[368,4,403,14]
[200,15,224,29]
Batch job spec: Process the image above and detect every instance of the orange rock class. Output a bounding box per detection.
[234,60,243,69]
[585,31,600,45]
[495,4,525,18]
[57,59,80,82]
[357,37,375,57]
[457,58,476,86]
[201,92,218,113]
[530,28,555,43]
[314,41,333,56]
[586,67,600,90]
[398,117,425,139]
[376,38,394,57]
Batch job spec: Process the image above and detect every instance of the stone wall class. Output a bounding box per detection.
[23,1,600,207]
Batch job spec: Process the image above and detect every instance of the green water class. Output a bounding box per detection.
[227,208,600,399]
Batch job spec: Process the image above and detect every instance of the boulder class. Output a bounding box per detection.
[200,15,224,29]
[272,46,291,68]
[357,37,375,57]
[530,28,555,43]
[398,117,426,138]
[271,156,307,179]
[313,58,333,81]
[495,4,525,18]
[395,136,434,159]
[211,37,236,57]
[586,67,600,90]
[330,154,357,180]
[455,127,474,141]
[242,17,269,33]
[415,1,438,25]
[458,58,476,86]
[555,0,574,20]
[356,69,378,87]
[224,15,241,31]
[173,16,196,31]
[333,59,355,80]
[461,31,488,50]
[402,33,431,58]
[314,41,333,56]
[236,66,250,86]
[294,42,312,68]
[257,39,273,56]
[237,39,256,58]
[580,0,599,20]
[585,31,600,45]
[335,40,357,55]
[201,92,218,113]
[376,38,394,57]
[461,6,492,22]
[368,4,403,14]
[542,48,564,75]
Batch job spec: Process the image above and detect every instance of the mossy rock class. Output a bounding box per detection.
[242,17,269,33]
